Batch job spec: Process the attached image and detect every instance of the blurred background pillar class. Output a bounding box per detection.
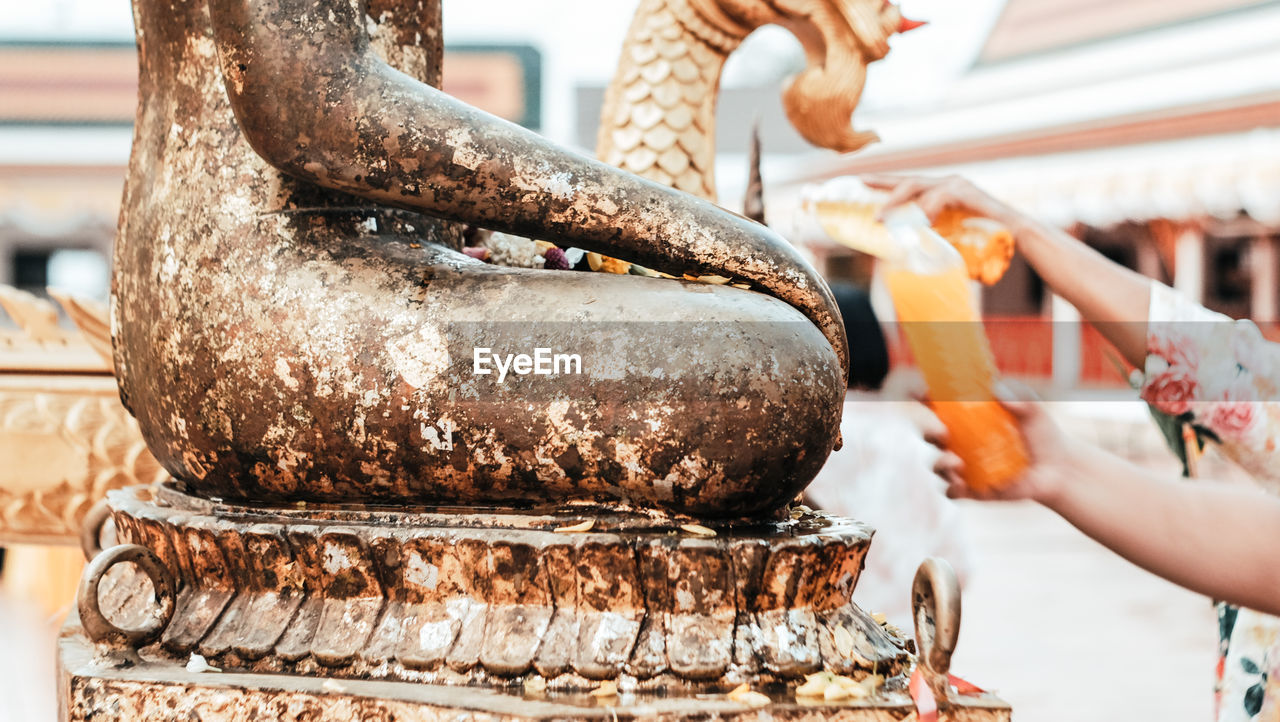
[1050,293,1082,392]
[0,545,82,619]
[1136,237,1162,281]
[1174,223,1206,304]
[1251,234,1278,323]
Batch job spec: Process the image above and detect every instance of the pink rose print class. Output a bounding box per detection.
[1203,381,1261,441]
[1148,332,1199,372]
[1141,367,1199,416]
[1205,401,1258,441]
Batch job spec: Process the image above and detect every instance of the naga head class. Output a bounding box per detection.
[698,0,925,153]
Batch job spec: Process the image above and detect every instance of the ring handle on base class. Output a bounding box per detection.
[76,543,175,647]
[912,556,961,703]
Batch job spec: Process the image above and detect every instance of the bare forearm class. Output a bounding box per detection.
[1010,216,1151,367]
[1041,446,1280,615]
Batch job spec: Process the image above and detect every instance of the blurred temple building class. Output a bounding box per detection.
[769,0,1280,388]
[0,42,131,298]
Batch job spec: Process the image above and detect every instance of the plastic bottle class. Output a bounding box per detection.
[802,178,1015,285]
[880,206,1029,492]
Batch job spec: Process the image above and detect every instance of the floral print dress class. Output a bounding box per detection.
[1140,281,1280,722]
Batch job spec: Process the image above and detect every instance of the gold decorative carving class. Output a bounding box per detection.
[48,289,115,366]
[0,286,165,545]
[0,286,111,374]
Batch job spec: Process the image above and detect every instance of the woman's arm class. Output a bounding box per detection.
[1047,447,1280,614]
[938,399,1280,616]
[864,175,1151,367]
[205,0,848,374]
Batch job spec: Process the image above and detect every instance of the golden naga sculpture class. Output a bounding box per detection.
[598,0,924,199]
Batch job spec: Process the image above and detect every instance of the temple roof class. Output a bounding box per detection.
[978,0,1271,64]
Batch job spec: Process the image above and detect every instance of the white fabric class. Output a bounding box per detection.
[805,397,974,631]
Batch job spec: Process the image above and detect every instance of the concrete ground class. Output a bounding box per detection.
[952,500,1217,721]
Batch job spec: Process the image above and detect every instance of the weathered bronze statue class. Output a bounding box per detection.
[113,0,851,517]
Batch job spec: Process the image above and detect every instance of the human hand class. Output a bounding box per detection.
[862,174,1030,233]
[933,389,1077,505]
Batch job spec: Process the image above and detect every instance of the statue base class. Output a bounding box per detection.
[60,484,1011,719]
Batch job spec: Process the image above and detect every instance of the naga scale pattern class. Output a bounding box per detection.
[598,0,744,200]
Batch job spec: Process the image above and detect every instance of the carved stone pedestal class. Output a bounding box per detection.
[60,484,1010,720]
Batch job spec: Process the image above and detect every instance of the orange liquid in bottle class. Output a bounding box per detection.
[884,263,1029,492]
